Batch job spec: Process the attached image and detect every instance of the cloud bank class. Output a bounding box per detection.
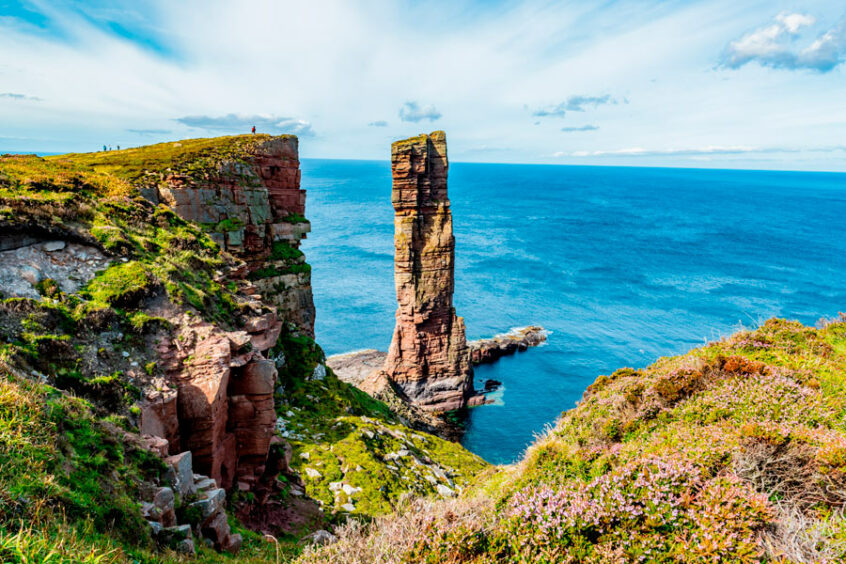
[721,12,846,72]
[561,125,599,132]
[0,92,41,101]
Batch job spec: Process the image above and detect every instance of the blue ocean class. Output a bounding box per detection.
[300,159,846,465]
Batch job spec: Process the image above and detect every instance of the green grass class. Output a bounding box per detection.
[84,262,154,308]
[50,134,294,187]
[0,371,165,561]
[269,241,304,262]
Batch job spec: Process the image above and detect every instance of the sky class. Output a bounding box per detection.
[1,0,846,171]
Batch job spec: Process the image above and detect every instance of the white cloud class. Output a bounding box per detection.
[561,125,599,132]
[0,92,42,101]
[778,13,816,34]
[533,95,616,117]
[721,12,846,72]
[398,102,441,123]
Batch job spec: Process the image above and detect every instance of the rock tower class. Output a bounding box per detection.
[382,131,476,411]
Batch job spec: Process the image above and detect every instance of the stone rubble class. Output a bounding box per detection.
[142,450,242,555]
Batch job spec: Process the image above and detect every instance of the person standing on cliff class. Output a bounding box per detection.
[251,125,256,134]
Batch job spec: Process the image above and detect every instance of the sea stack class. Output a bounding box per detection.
[382,131,476,411]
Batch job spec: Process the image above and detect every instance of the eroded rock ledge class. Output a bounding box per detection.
[468,326,548,365]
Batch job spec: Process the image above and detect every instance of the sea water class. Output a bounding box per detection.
[300,158,846,464]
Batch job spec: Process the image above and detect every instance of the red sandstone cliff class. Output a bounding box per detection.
[139,136,313,491]
[145,136,315,335]
[382,131,477,412]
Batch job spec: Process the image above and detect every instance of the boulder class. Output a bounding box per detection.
[189,488,226,521]
[158,524,192,545]
[152,487,174,512]
[303,529,338,546]
[164,451,196,498]
[175,538,195,555]
[43,240,66,252]
[201,511,232,548]
[224,533,243,554]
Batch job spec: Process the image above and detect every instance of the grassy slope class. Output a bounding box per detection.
[305,317,846,563]
[51,134,293,186]
[272,331,488,520]
[0,139,489,562]
[0,141,288,562]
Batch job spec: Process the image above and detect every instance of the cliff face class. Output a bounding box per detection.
[131,137,314,490]
[142,136,315,336]
[382,131,474,412]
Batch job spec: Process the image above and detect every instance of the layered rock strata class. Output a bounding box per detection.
[141,136,314,335]
[381,132,478,412]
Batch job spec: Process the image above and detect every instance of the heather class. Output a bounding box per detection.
[304,316,846,563]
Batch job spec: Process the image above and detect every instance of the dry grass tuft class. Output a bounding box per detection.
[734,440,846,511]
[735,440,846,562]
[298,493,493,564]
[761,503,846,563]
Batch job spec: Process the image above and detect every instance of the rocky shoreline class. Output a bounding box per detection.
[327,324,547,423]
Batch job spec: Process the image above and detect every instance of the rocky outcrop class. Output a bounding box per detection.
[141,136,315,335]
[330,326,548,421]
[0,238,110,299]
[468,326,548,365]
[140,308,285,491]
[381,132,477,412]
[134,136,320,494]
